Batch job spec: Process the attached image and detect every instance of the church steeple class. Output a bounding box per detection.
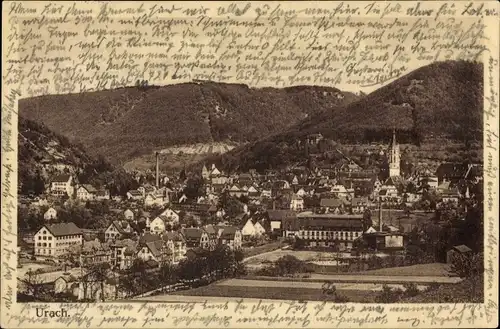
[389,129,400,177]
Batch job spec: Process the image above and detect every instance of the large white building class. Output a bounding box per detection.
[282,212,364,250]
[34,223,83,258]
[50,174,74,197]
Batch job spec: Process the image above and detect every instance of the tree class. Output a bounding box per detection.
[293,237,306,250]
[119,259,154,297]
[375,284,403,303]
[273,255,306,276]
[403,282,419,297]
[82,263,111,301]
[20,269,50,301]
[158,263,178,287]
[362,209,373,231]
[450,252,483,299]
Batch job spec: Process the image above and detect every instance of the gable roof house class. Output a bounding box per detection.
[104,220,136,241]
[266,210,297,233]
[217,226,242,250]
[124,209,135,220]
[50,174,74,197]
[241,217,257,237]
[95,189,111,200]
[43,207,58,220]
[181,228,210,249]
[319,198,346,214]
[34,222,83,258]
[76,184,98,200]
[126,190,143,200]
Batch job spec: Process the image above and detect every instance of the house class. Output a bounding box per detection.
[446,245,473,264]
[50,174,74,197]
[76,184,98,201]
[137,238,169,266]
[228,184,247,198]
[266,210,297,233]
[178,194,188,203]
[124,209,134,220]
[43,207,57,220]
[241,218,257,237]
[320,198,345,214]
[144,191,168,207]
[126,190,143,200]
[159,208,180,224]
[253,221,266,235]
[138,185,156,197]
[104,221,135,241]
[331,184,352,199]
[162,231,187,263]
[378,177,400,201]
[110,239,137,270]
[440,187,461,203]
[350,197,369,214]
[203,225,219,250]
[296,188,307,197]
[362,231,406,251]
[95,189,111,200]
[210,164,221,177]
[419,175,439,190]
[34,222,83,258]
[80,241,112,267]
[290,195,304,211]
[218,226,242,250]
[181,228,210,249]
[54,274,79,296]
[149,216,169,234]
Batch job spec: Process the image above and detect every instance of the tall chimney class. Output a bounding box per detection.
[378,197,383,232]
[155,152,160,188]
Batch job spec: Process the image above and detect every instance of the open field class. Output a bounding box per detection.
[217,279,428,291]
[243,274,461,285]
[162,282,381,302]
[242,241,284,259]
[244,250,353,265]
[348,263,453,277]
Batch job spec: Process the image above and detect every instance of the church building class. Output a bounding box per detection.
[388,130,400,177]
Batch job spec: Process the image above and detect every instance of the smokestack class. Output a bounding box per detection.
[378,197,383,232]
[155,152,160,188]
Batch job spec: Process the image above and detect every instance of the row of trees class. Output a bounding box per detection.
[118,245,245,298]
[20,245,246,302]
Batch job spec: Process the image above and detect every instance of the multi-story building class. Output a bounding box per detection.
[282,212,364,250]
[34,222,83,258]
[110,239,137,270]
[76,184,97,201]
[50,174,74,197]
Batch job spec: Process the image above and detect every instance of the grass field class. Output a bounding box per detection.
[348,263,452,277]
[169,283,379,302]
[244,250,352,265]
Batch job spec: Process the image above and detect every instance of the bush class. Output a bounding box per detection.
[403,282,419,297]
[375,284,403,303]
[425,282,440,292]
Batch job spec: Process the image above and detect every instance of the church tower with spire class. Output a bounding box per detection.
[389,130,401,177]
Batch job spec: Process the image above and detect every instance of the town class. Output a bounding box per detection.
[17,129,484,303]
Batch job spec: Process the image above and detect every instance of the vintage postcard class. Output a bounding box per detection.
[1,1,499,328]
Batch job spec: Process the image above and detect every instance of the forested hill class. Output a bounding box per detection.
[19,82,357,165]
[18,117,137,196]
[211,60,483,172]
